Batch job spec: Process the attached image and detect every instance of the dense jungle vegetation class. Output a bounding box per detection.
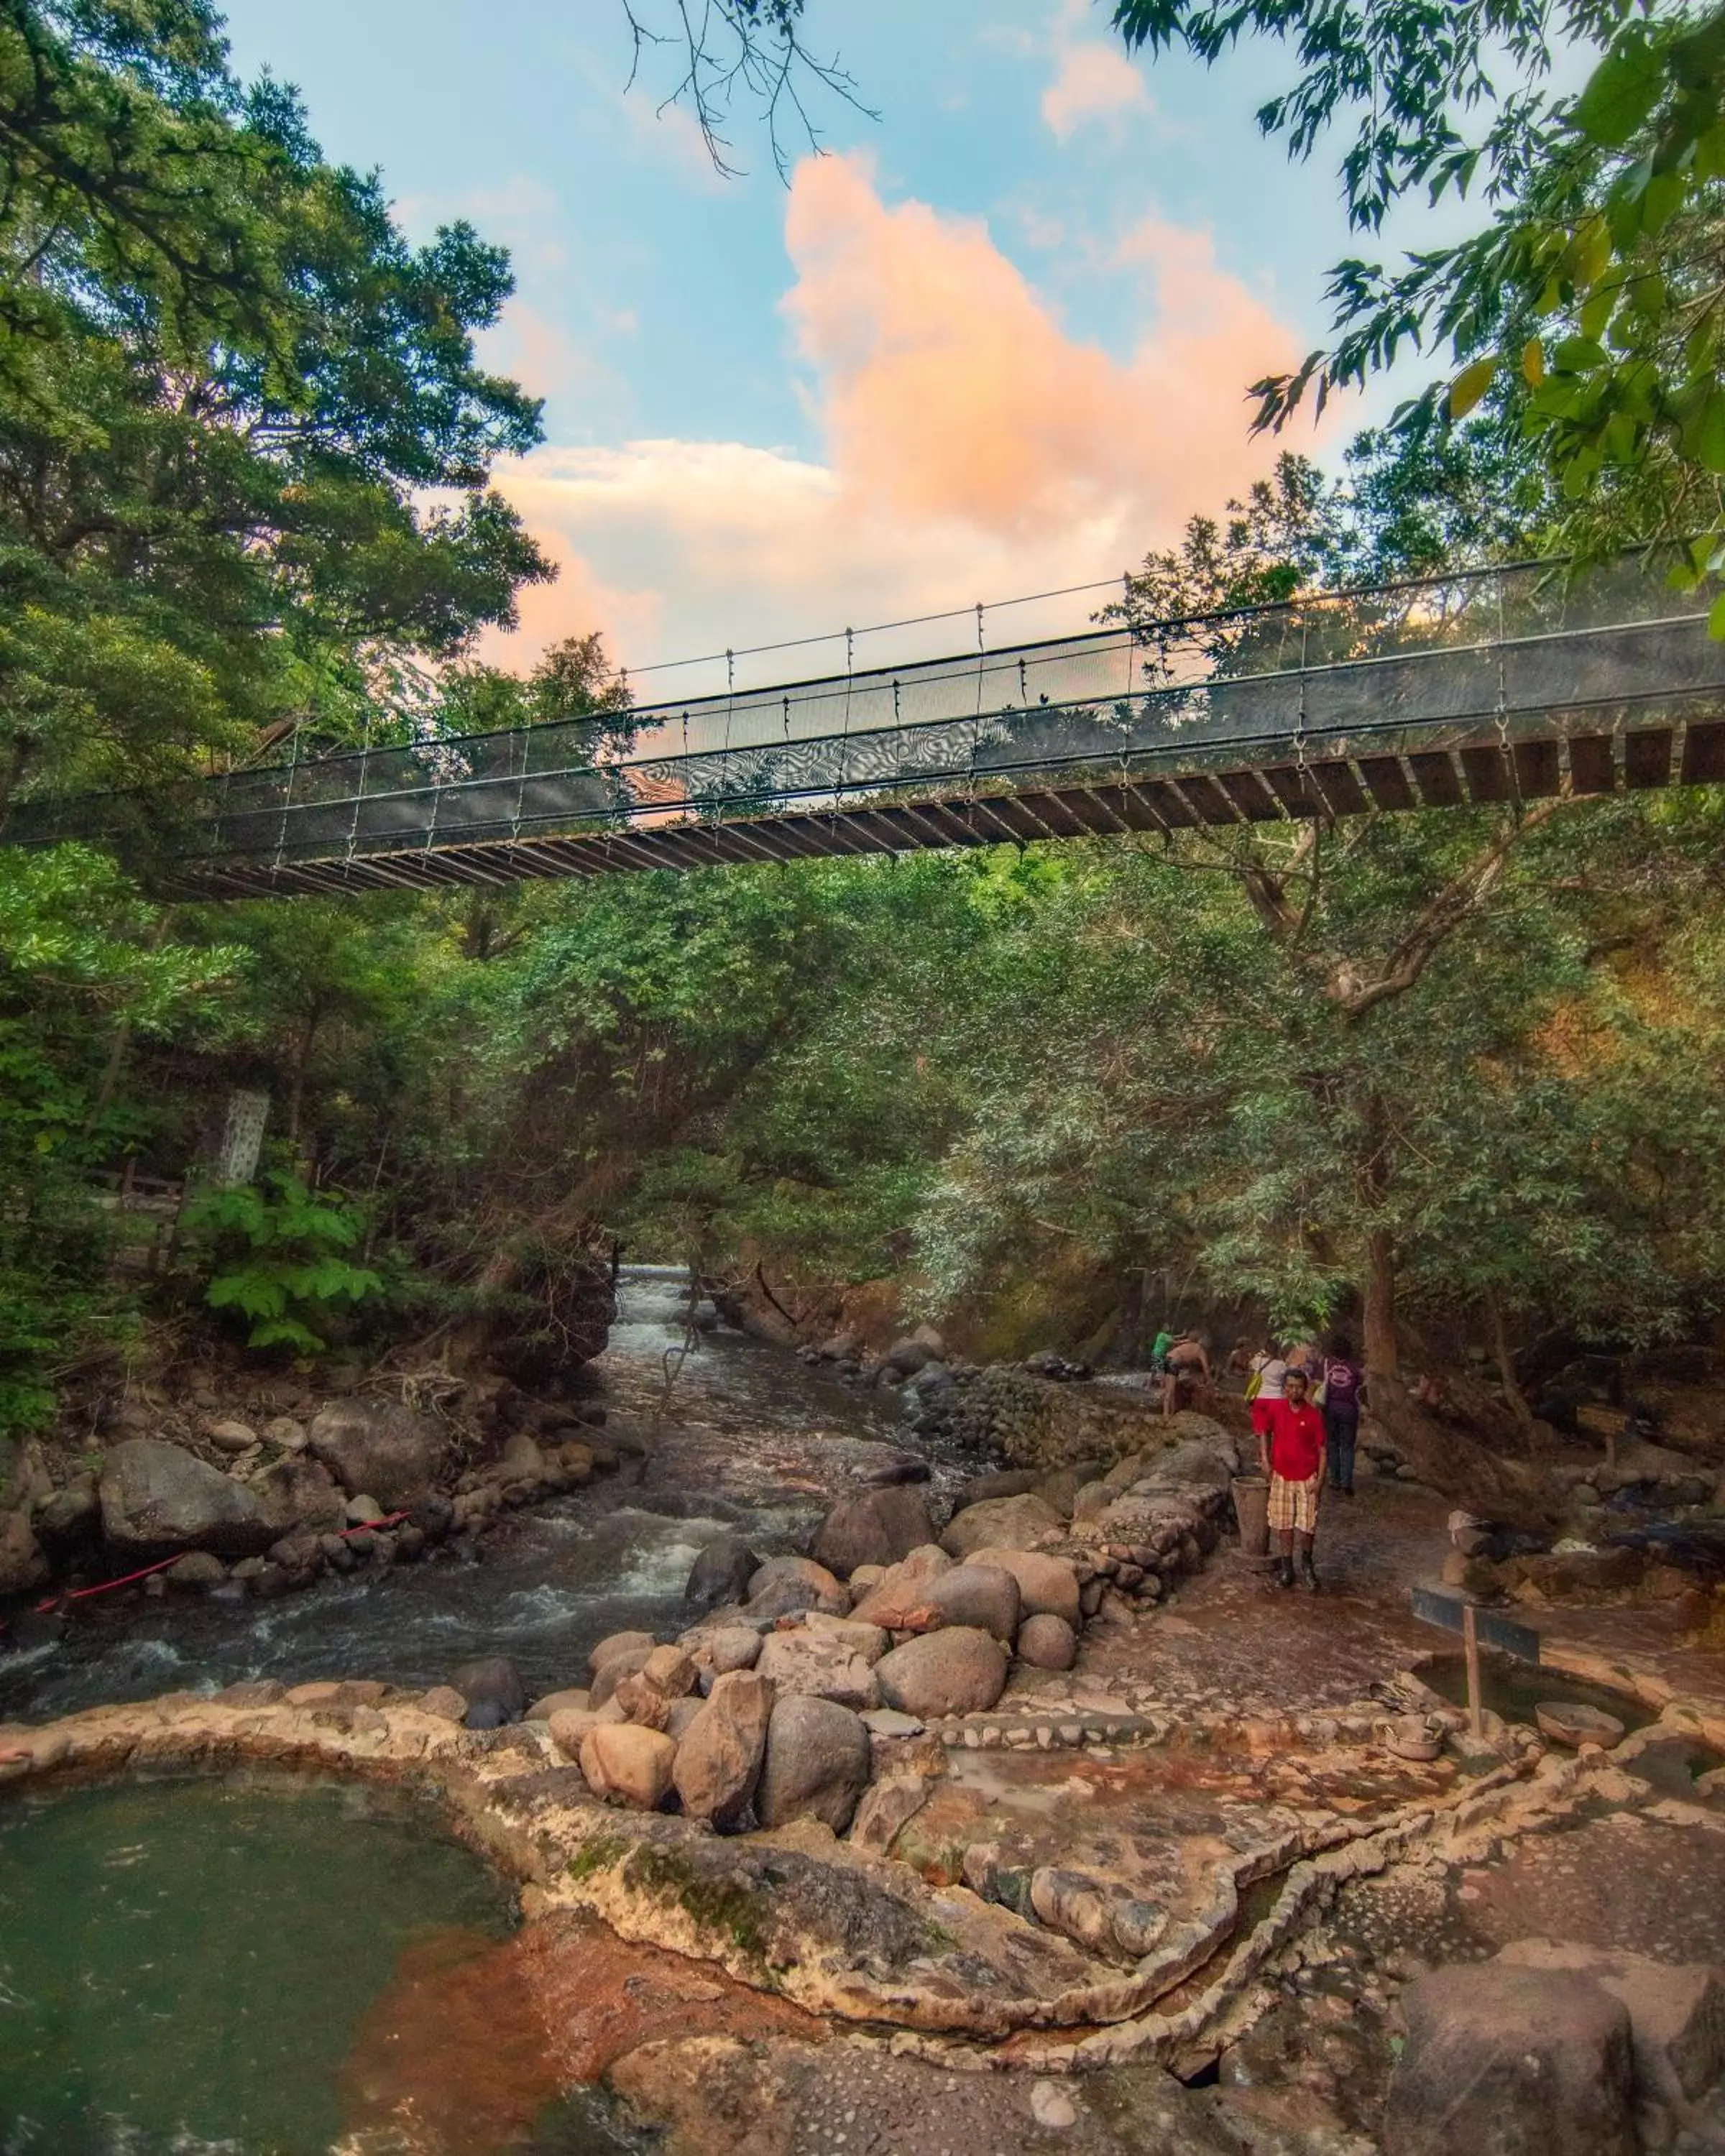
[2,0,1724,1466]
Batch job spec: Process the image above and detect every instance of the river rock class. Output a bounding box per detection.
[940,1493,1064,1560]
[684,1626,762,1678]
[614,1646,699,1727]
[591,1648,653,1709]
[589,1629,656,1676]
[499,1432,544,1480]
[962,1547,1081,1627]
[528,1687,591,1720]
[1384,1962,1637,2156]
[263,1416,308,1450]
[451,1656,526,1728]
[742,1555,849,1622]
[345,1494,387,1526]
[0,1508,47,1595]
[254,1453,345,1535]
[34,1478,98,1542]
[849,1772,933,1854]
[684,1534,760,1611]
[809,1485,937,1578]
[757,1695,872,1833]
[166,1550,226,1589]
[98,1439,275,1560]
[672,1669,775,1828]
[1494,1939,1725,2105]
[757,1628,881,1712]
[307,1399,448,1511]
[1016,1613,1078,1670]
[847,1544,953,1626]
[950,1470,1042,1513]
[579,1723,676,1810]
[206,1419,257,1455]
[419,1685,470,1722]
[876,1627,1009,1717]
[852,1552,1017,1635]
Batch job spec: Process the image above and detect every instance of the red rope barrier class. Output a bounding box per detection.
[28,1509,410,1616]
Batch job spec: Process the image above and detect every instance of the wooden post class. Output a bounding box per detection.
[1463,1601,1484,1740]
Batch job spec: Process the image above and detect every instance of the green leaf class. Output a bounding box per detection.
[1553,336,1609,374]
[1448,356,1499,420]
[1709,590,1725,640]
[1573,41,1665,149]
[1688,393,1725,475]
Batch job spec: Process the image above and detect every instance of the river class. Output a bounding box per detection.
[1,1267,934,1723]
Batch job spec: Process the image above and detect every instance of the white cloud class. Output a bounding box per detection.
[484,155,1318,695]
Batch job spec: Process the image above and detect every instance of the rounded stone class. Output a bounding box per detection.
[1016,1613,1079,1671]
[579,1723,676,1810]
[756,1694,871,1833]
[875,1627,1009,1718]
[588,1629,656,1677]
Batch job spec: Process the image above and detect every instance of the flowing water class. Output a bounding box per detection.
[1,1268,918,1723]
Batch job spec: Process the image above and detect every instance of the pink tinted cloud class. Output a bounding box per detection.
[783,153,1303,544]
[489,156,1316,682]
[1041,40,1151,138]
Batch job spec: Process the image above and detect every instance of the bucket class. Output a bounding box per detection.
[1231,1475,1271,1558]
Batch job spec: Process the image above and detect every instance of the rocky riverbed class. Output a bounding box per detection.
[7,1277,1725,2153]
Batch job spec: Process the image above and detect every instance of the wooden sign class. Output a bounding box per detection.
[1410,1585,1541,1739]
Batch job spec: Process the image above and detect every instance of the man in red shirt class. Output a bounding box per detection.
[1258,1365,1327,1591]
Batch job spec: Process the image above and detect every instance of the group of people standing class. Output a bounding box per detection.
[1149,1324,1368,1591]
[1247,1336,1366,1590]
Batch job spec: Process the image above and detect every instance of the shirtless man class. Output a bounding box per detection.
[1162,1332,1211,1420]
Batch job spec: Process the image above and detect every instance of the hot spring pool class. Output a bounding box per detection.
[0,1775,635,2155]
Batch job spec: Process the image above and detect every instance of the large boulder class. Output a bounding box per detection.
[1017,1613,1078,1670]
[579,1723,676,1810]
[1384,1962,1637,2156]
[757,1623,883,1711]
[0,1508,48,1595]
[254,1453,346,1536]
[875,1628,1009,1718]
[847,1544,952,1626]
[809,1485,937,1579]
[451,1656,525,1729]
[306,1399,448,1511]
[940,1493,1063,1561]
[742,1555,850,1623]
[949,1470,1042,1513]
[901,1563,1021,1642]
[962,1547,1081,1628]
[684,1534,760,1611]
[671,1669,775,1828]
[98,1439,275,1560]
[1494,1939,1725,2107]
[756,1695,872,1833]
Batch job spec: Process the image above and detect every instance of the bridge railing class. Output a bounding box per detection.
[4,553,1721,880]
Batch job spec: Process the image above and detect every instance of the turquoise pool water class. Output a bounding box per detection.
[0,1777,633,2155]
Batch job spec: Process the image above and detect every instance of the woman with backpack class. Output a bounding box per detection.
[1320,1335,1366,1496]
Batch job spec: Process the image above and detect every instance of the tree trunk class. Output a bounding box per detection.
[1486,1290,1540,1451]
[1361,1219,1557,1529]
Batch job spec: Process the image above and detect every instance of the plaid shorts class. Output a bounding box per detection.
[1267,1472,1320,1535]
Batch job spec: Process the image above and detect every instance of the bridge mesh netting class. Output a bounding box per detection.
[6,553,1724,881]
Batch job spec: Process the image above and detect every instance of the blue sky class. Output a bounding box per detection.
[218,1,1475,691]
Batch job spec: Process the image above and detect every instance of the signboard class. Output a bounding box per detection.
[214,1088,270,1187]
[1410,1587,1541,1665]
[1410,1584,1541,1740]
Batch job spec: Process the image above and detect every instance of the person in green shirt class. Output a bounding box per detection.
[1151,1327,1174,1373]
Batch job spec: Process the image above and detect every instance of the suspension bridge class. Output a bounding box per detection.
[6,555,1724,896]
